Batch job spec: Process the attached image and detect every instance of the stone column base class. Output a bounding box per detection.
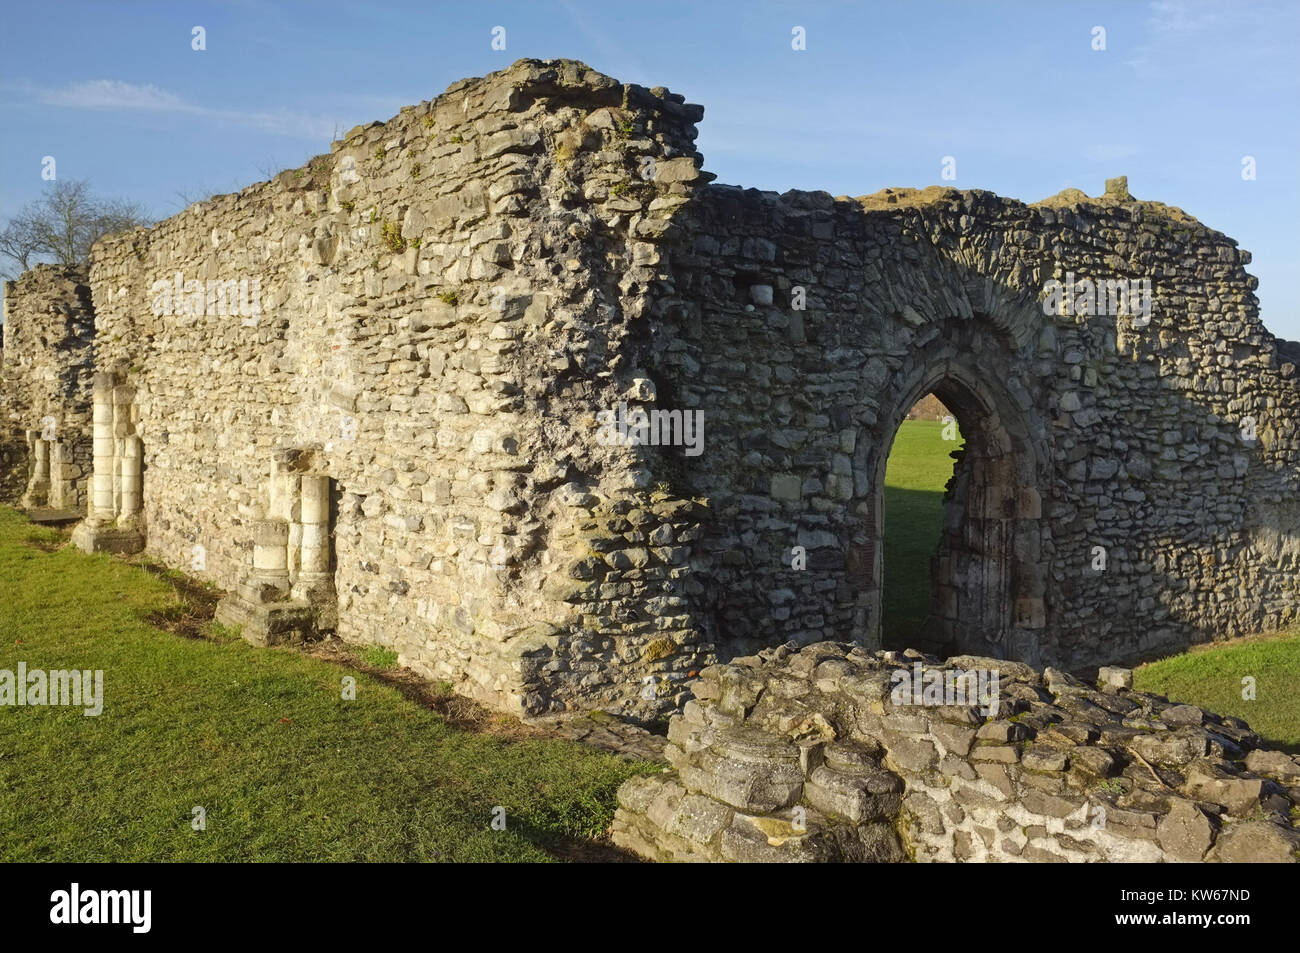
[20,481,50,509]
[71,521,145,555]
[214,595,328,647]
[290,572,334,605]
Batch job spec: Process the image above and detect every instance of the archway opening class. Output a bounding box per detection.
[881,393,961,650]
[871,369,1044,661]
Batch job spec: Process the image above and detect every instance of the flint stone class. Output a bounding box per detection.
[1156,800,1214,862]
[1208,821,1300,863]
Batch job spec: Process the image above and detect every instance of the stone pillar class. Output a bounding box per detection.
[49,441,65,509]
[250,518,291,601]
[293,474,332,601]
[286,474,303,585]
[111,384,135,516]
[119,435,142,522]
[71,372,144,555]
[217,510,316,643]
[31,437,48,488]
[268,453,302,582]
[32,439,48,483]
[215,451,331,645]
[268,465,290,521]
[90,379,116,522]
[21,436,50,507]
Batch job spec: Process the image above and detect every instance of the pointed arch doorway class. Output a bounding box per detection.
[869,366,1046,663]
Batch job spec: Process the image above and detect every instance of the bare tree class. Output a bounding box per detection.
[0,212,43,274]
[256,158,284,182]
[169,187,211,213]
[0,180,152,279]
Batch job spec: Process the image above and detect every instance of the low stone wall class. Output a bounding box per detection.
[613,642,1300,862]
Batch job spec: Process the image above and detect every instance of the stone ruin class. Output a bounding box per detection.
[612,642,1300,862]
[1,266,95,513]
[1,58,1298,731]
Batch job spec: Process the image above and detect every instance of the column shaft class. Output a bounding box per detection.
[91,391,115,521]
[120,435,142,519]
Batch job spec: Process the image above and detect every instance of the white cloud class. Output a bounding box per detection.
[1147,0,1225,33]
[1126,0,1300,79]
[34,79,340,141]
[41,79,185,111]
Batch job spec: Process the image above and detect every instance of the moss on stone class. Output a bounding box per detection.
[642,637,675,662]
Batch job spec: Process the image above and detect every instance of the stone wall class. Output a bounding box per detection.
[0,439,24,503]
[0,265,95,510]
[80,59,714,717]
[612,642,1300,862]
[653,179,1300,671]
[2,58,1297,722]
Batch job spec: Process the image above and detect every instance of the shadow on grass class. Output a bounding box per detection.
[134,558,223,639]
[512,817,644,863]
[881,484,945,650]
[19,522,67,553]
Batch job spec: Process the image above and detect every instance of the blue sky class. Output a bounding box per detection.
[3,0,1298,338]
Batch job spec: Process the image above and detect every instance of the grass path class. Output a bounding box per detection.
[882,419,959,644]
[0,507,652,862]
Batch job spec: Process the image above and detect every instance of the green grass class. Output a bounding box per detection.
[882,419,961,646]
[358,645,399,669]
[1133,631,1300,753]
[0,506,654,861]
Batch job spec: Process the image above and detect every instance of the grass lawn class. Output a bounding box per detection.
[1134,631,1300,754]
[882,418,960,646]
[0,506,655,862]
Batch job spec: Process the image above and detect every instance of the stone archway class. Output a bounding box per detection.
[864,343,1048,665]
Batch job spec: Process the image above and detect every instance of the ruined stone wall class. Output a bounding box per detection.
[2,58,1296,721]
[613,642,1300,862]
[0,265,95,510]
[0,347,26,500]
[84,59,713,718]
[652,181,1300,672]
